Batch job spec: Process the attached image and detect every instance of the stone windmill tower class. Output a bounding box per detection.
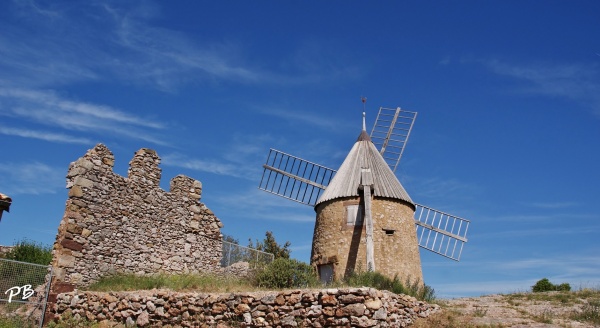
[259,105,470,284]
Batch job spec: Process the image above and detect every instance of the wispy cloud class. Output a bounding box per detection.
[212,188,315,223]
[162,154,246,179]
[527,201,578,209]
[256,105,353,131]
[0,1,360,92]
[163,133,275,179]
[483,59,600,117]
[0,88,167,145]
[484,212,596,223]
[425,253,600,297]
[410,176,480,209]
[473,220,599,239]
[0,162,63,195]
[0,126,91,144]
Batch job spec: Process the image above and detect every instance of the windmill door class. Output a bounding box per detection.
[318,263,334,284]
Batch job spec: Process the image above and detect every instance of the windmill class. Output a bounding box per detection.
[258,104,470,284]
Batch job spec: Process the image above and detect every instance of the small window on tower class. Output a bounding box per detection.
[346,204,364,226]
[383,229,395,236]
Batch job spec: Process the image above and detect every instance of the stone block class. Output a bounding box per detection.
[57,254,76,268]
[61,239,83,251]
[69,185,84,198]
[74,176,94,188]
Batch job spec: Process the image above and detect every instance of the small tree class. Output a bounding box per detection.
[3,239,52,265]
[532,278,571,292]
[248,231,291,259]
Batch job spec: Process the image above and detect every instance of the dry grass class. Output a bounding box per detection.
[84,273,260,293]
[414,288,600,328]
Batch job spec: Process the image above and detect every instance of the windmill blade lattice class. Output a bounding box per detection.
[257,105,471,265]
[370,107,417,173]
[414,204,470,261]
[258,148,336,206]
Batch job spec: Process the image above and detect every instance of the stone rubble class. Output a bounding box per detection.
[51,287,439,327]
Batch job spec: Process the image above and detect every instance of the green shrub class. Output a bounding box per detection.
[532,278,555,292]
[342,271,436,302]
[2,240,52,265]
[0,315,36,328]
[253,258,319,289]
[532,278,571,292]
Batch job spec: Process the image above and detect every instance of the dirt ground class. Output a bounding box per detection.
[413,292,599,328]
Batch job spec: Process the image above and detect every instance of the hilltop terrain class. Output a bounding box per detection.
[413,290,600,328]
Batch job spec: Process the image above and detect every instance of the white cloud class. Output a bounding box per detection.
[425,253,600,297]
[162,154,245,179]
[483,59,600,117]
[256,105,354,131]
[163,133,280,180]
[0,88,168,145]
[0,162,63,195]
[0,1,361,91]
[0,126,92,144]
[527,201,578,209]
[482,212,597,223]
[212,188,315,223]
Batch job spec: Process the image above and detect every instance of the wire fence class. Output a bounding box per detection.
[221,240,274,269]
[0,258,52,328]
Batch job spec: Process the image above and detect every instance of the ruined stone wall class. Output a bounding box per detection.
[50,287,439,327]
[0,245,14,256]
[51,144,223,287]
[312,196,423,284]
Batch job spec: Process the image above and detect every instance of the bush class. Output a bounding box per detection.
[2,239,52,265]
[343,271,436,302]
[532,278,571,292]
[557,283,572,292]
[254,258,319,289]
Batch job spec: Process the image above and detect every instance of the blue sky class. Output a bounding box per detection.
[1,0,599,298]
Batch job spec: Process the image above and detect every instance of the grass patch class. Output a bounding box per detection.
[0,316,36,328]
[504,290,580,306]
[336,271,436,302]
[570,298,600,325]
[531,308,553,324]
[473,306,488,317]
[85,270,435,301]
[412,308,507,328]
[85,273,255,293]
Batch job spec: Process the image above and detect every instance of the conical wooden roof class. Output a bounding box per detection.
[315,129,414,208]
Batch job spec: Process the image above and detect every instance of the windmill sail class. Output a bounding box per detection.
[414,204,470,261]
[370,107,417,173]
[258,148,336,206]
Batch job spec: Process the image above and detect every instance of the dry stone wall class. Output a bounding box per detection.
[0,245,14,256]
[51,287,439,327]
[51,144,223,287]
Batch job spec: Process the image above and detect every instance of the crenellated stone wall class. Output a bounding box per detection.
[50,287,439,327]
[50,144,223,288]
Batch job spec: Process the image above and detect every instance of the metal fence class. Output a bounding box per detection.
[221,240,274,268]
[0,258,52,328]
